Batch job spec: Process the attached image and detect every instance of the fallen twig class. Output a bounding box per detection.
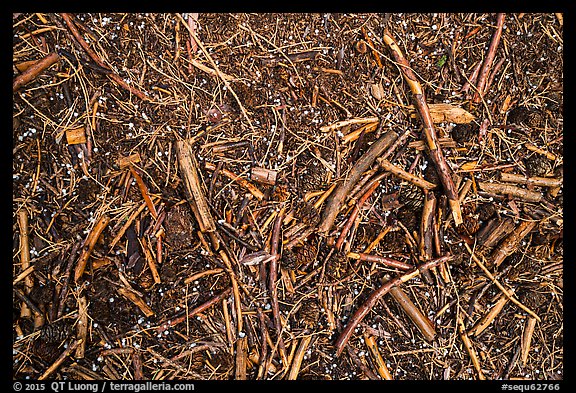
[383,30,463,225]
[13,51,60,92]
[74,214,111,282]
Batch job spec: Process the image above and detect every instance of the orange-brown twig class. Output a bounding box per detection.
[383,31,462,225]
[74,215,111,282]
[13,52,60,92]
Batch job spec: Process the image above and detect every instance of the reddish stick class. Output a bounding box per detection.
[60,13,149,101]
[13,52,60,92]
[334,255,451,356]
[473,13,506,103]
[269,208,288,363]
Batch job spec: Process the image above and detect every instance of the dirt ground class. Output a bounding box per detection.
[13,13,563,380]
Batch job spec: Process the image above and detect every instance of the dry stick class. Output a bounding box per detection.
[256,308,270,379]
[464,243,540,322]
[320,116,379,133]
[461,60,483,95]
[286,335,313,380]
[156,288,232,333]
[363,333,393,380]
[334,255,451,356]
[75,296,88,359]
[520,317,538,366]
[335,180,380,250]
[132,350,143,380]
[491,220,536,268]
[129,166,158,219]
[378,158,437,190]
[457,315,485,380]
[204,162,265,200]
[347,252,413,271]
[60,13,149,101]
[74,214,111,282]
[269,208,288,366]
[18,209,33,318]
[139,237,161,284]
[117,286,155,317]
[57,242,81,318]
[108,201,147,251]
[318,129,398,234]
[420,191,437,268]
[38,339,83,380]
[388,283,437,342]
[500,172,562,188]
[383,31,463,225]
[13,51,60,92]
[472,13,506,103]
[235,336,248,380]
[176,140,217,233]
[525,142,558,162]
[468,289,513,337]
[478,181,542,203]
[408,138,457,151]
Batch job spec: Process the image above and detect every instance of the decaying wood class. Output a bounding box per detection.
[75,296,89,359]
[388,283,437,342]
[477,217,516,249]
[468,289,513,337]
[235,336,248,380]
[409,137,457,151]
[65,126,87,145]
[419,191,437,262]
[383,30,463,225]
[478,181,543,203]
[409,103,475,124]
[74,214,111,282]
[377,158,438,190]
[118,153,142,169]
[176,140,217,232]
[318,129,398,234]
[525,142,558,161]
[13,51,60,92]
[250,167,278,186]
[335,255,452,356]
[491,220,536,267]
[18,209,33,318]
[500,172,562,188]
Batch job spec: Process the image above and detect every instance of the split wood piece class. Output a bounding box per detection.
[250,166,277,186]
[476,217,516,249]
[75,296,88,359]
[347,252,413,271]
[473,13,506,103]
[342,121,379,144]
[419,191,437,262]
[520,317,538,366]
[286,335,313,380]
[491,220,536,268]
[18,209,33,317]
[500,172,562,188]
[13,51,60,92]
[409,138,457,151]
[478,181,542,203]
[235,336,248,380]
[204,161,265,201]
[320,117,379,133]
[387,282,437,342]
[129,166,158,219]
[525,142,558,162]
[318,130,398,234]
[118,153,142,170]
[65,126,87,145]
[269,208,288,365]
[38,339,83,380]
[469,289,513,337]
[335,179,380,251]
[156,287,232,333]
[60,13,149,101]
[377,158,437,190]
[363,333,393,380]
[74,214,111,282]
[334,254,452,356]
[457,315,486,380]
[383,31,462,225]
[407,103,475,124]
[176,140,217,232]
[464,243,541,322]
